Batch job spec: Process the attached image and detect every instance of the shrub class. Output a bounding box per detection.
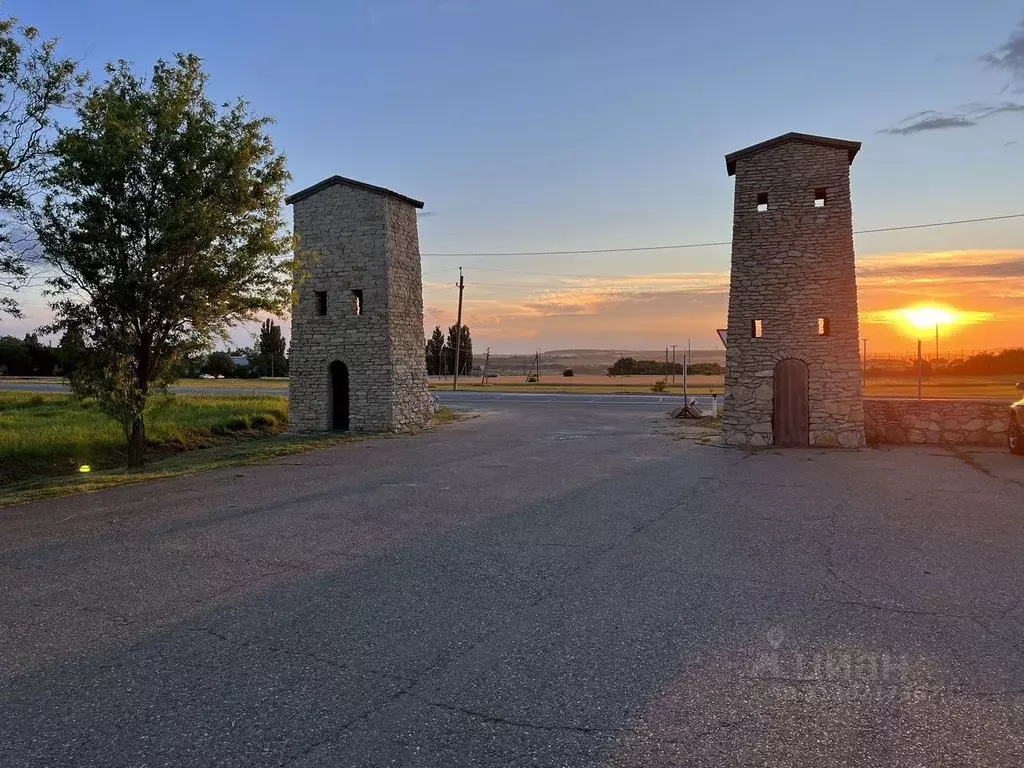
[687,362,723,376]
[527,375,538,383]
[225,415,252,431]
[562,369,574,377]
[651,380,666,393]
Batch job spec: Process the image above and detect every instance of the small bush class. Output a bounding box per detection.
[562,369,574,377]
[250,413,282,430]
[225,415,252,431]
[650,380,667,393]
[527,375,538,383]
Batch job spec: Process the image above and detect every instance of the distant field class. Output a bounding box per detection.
[434,373,1022,400]
[2,373,1020,400]
[863,375,1022,400]
[429,374,724,395]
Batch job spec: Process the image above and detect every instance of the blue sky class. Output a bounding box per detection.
[5,0,1024,352]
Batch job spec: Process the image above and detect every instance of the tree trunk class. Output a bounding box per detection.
[127,416,146,468]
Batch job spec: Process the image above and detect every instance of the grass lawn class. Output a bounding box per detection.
[0,392,458,506]
[176,377,289,389]
[863,375,1022,400]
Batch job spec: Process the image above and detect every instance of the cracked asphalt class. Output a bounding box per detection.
[2,405,1024,767]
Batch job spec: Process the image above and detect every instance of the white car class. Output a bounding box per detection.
[1010,382,1024,455]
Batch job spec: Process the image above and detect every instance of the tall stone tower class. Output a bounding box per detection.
[722,133,865,448]
[286,176,433,433]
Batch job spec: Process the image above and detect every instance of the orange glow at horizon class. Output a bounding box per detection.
[901,306,957,331]
[860,304,995,342]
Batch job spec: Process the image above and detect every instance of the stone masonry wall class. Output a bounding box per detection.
[385,197,433,430]
[289,182,432,433]
[864,399,1009,447]
[724,141,865,448]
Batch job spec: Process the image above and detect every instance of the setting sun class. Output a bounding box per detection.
[901,306,957,330]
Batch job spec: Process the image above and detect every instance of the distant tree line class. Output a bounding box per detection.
[0,333,74,376]
[0,319,291,381]
[607,357,723,377]
[425,324,473,375]
[866,348,1024,379]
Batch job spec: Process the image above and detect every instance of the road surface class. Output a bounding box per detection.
[2,403,1024,766]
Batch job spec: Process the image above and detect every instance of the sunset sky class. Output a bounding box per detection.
[5,0,1024,355]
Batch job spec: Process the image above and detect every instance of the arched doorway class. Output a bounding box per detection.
[773,359,809,447]
[328,361,349,431]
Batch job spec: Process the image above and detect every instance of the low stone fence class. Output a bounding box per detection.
[863,398,1010,447]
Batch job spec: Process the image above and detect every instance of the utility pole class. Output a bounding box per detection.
[671,345,677,383]
[917,339,923,401]
[665,347,670,382]
[452,267,465,391]
[683,338,691,401]
[480,347,490,385]
[935,322,939,362]
[535,349,540,383]
[862,338,867,385]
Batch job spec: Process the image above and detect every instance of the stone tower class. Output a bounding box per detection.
[722,133,865,448]
[286,176,433,433]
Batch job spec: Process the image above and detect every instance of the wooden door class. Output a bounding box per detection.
[329,361,349,431]
[773,359,809,447]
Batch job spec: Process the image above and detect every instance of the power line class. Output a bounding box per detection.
[471,266,649,279]
[420,211,1024,257]
[423,239,729,257]
[855,212,1024,234]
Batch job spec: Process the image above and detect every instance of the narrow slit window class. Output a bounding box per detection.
[818,317,830,336]
[752,319,763,338]
[315,291,327,316]
[814,187,827,208]
[756,192,769,213]
[351,289,363,316]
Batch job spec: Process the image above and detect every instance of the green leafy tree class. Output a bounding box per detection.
[0,17,86,318]
[38,54,291,467]
[443,324,473,376]
[607,357,638,376]
[0,335,30,374]
[202,351,236,378]
[21,332,57,374]
[425,325,444,375]
[57,326,87,376]
[440,321,471,376]
[254,318,287,377]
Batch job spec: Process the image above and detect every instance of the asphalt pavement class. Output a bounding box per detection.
[2,402,1024,766]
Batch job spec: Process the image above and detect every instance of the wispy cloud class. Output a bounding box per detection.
[881,17,1024,135]
[879,113,977,135]
[421,251,1024,349]
[858,249,1024,285]
[982,18,1024,90]
[879,102,1024,135]
[861,307,994,326]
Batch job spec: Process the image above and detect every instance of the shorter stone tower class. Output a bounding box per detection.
[287,176,433,433]
[723,133,865,448]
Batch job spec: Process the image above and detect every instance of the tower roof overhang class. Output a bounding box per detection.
[286,175,425,209]
[725,133,861,176]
